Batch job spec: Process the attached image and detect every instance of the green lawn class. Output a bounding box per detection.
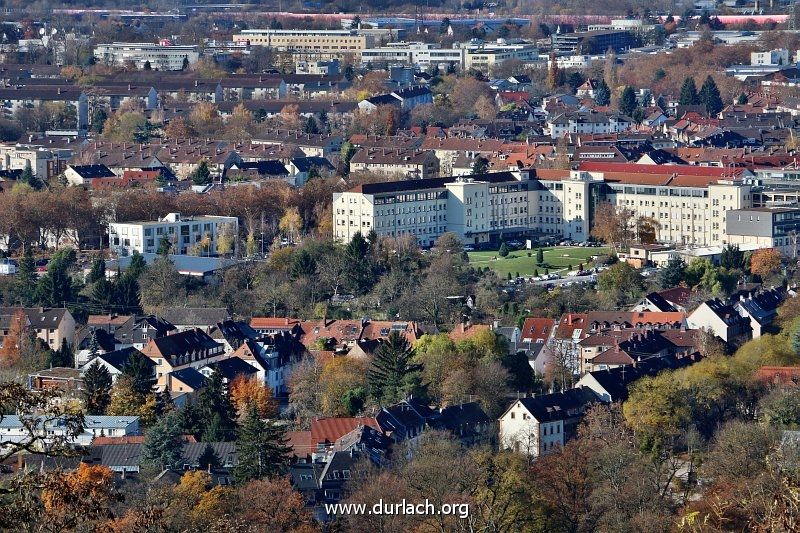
[467,246,610,278]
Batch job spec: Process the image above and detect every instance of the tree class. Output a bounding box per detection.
[679,76,700,105]
[623,372,691,452]
[142,410,184,470]
[107,375,152,424]
[720,244,745,270]
[50,339,73,368]
[229,375,277,419]
[590,202,634,253]
[547,56,564,90]
[19,160,39,189]
[87,258,106,284]
[279,206,302,243]
[83,360,112,415]
[234,404,290,483]
[367,331,424,405]
[658,255,686,288]
[138,255,186,314]
[594,79,611,106]
[196,371,237,442]
[14,247,37,305]
[122,351,155,396]
[190,160,212,186]
[699,74,723,116]
[498,242,510,257]
[536,248,544,264]
[471,156,489,175]
[618,86,637,116]
[239,477,315,531]
[737,92,749,105]
[750,248,782,279]
[197,443,222,470]
[343,232,374,294]
[143,60,152,70]
[319,357,368,416]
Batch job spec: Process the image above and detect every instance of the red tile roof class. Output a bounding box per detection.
[310,417,379,445]
[755,366,800,386]
[249,317,301,329]
[521,318,555,342]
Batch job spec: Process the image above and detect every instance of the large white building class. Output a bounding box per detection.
[333,163,760,248]
[109,212,239,257]
[94,42,200,71]
[232,29,373,60]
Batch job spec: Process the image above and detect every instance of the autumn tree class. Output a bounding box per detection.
[750,247,782,279]
[319,357,368,416]
[0,309,29,369]
[229,375,278,419]
[590,202,634,253]
[239,477,316,531]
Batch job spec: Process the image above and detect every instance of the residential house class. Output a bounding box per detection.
[254,129,343,159]
[78,347,155,385]
[734,287,787,338]
[498,388,599,458]
[63,164,116,185]
[160,307,231,333]
[349,147,439,179]
[0,86,88,130]
[27,367,83,395]
[688,298,752,343]
[375,398,433,444]
[140,328,226,389]
[0,415,139,450]
[0,307,76,351]
[428,402,494,447]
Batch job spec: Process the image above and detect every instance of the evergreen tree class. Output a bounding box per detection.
[14,247,36,305]
[90,108,108,134]
[656,95,666,111]
[619,86,638,116]
[83,360,112,415]
[289,249,317,280]
[196,371,236,441]
[87,332,100,360]
[191,160,212,186]
[658,256,686,289]
[679,77,700,105]
[536,248,544,264]
[699,75,723,116]
[367,331,424,405]
[737,93,749,105]
[35,251,74,306]
[19,161,39,189]
[302,115,320,134]
[154,389,173,416]
[343,232,374,295]
[87,258,106,283]
[122,351,156,396]
[127,251,147,279]
[91,276,112,309]
[594,80,611,106]
[498,242,509,257]
[143,60,152,70]
[720,244,745,270]
[142,410,184,470]
[197,443,221,469]
[49,339,73,367]
[176,401,202,438]
[471,157,489,175]
[114,273,140,312]
[233,404,290,483]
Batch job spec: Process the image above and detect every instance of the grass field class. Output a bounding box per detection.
[467,246,610,278]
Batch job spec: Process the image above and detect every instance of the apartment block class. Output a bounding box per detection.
[93,43,200,71]
[109,212,239,257]
[333,163,757,248]
[233,29,372,60]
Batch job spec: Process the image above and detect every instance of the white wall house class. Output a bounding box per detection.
[109,212,238,257]
[498,398,565,458]
[94,43,200,71]
[0,415,140,451]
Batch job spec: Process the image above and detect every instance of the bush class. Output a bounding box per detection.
[498,242,510,257]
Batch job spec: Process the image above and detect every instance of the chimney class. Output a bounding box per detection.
[567,314,573,326]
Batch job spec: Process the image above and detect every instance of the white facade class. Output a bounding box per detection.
[498,400,564,458]
[361,42,465,68]
[94,43,200,71]
[109,212,239,257]
[751,49,789,66]
[0,415,139,450]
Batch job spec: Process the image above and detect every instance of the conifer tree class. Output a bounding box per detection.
[594,80,611,106]
[197,371,236,441]
[367,331,424,405]
[619,86,638,116]
[679,77,700,105]
[14,247,36,305]
[142,410,184,470]
[233,404,290,483]
[197,443,221,469]
[87,258,106,284]
[83,360,112,415]
[699,75,723,116]
[122,351,155,396]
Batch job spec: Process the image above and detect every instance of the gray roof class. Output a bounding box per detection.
[160,307,230,326]
[107,254,238,277]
